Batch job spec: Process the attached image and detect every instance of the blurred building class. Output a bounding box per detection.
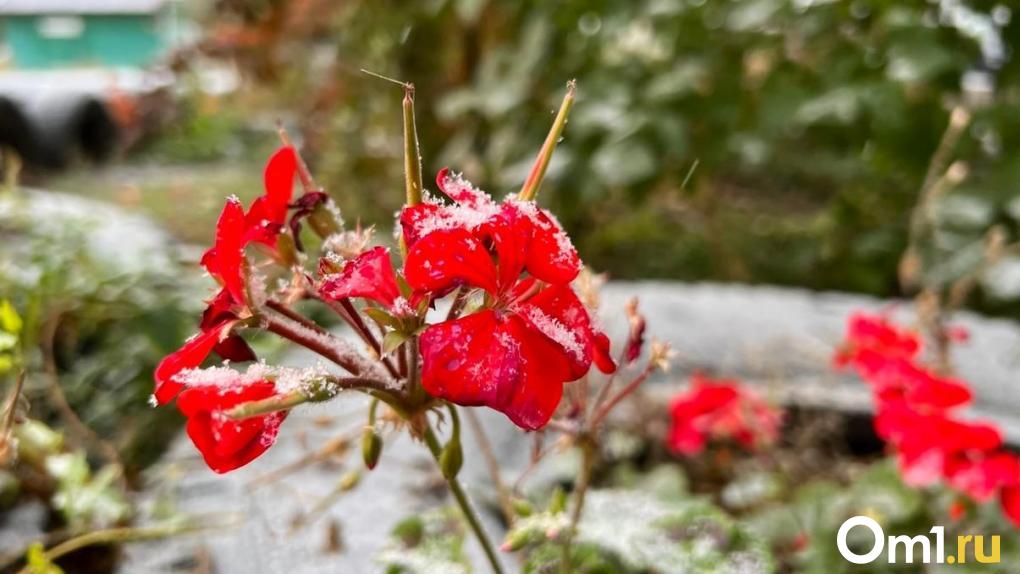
[0,0,176,69]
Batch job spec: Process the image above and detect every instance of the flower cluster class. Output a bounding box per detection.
[836,312,1020,526]
[153,117,619,472]
[666,374,782,456]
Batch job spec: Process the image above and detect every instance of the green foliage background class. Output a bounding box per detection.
[222,0,1020,305]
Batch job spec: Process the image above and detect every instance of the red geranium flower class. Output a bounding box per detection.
[175,370,288,473]
[1002,485,1020,526]
[155,147,297,405]
[403,179,613,429]
[667,374,782,455]
[400,169,581,285]
[835,312,921,377]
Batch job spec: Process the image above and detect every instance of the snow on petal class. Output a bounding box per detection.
[506,199,581,285]
[177,379,287,473]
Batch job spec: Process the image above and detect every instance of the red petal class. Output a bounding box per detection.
[418,311,570,430]
[404,228,499,295]
[502,314,572,429]
[592,332,617,374]
[1002,485,1020,527]
[263,146,297,223]
[154,328,221,404]
[436,168,495,209]
[399,203,442,247]
[479,206,530,292]
[198,290,256,363]
[177,380,286,473]
[420,311,521,411]
[506,201,580,285]
[520,284,597,379]
[320,247,401,309]
[206,197,247,305]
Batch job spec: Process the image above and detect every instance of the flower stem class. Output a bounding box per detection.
[423,421,505,574]
[560,436,595,574]
[519,80,576,202]
[14,521,228,574]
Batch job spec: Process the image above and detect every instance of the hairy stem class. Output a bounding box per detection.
[464,408,515,525]
[423,421,505,574]
[560,437,595,574]
[263,312,388,383]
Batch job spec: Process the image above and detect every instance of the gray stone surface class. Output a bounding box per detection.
[119,281,1020,572]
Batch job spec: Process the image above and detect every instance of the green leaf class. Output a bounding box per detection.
[379,508,469,573]
[363,307,400,330]
[0,300,21,334]
[25,543,64,574]
[382,331,411,355]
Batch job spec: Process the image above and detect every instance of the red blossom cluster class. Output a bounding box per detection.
[153,142,619,472]
[836,312,1020,526]
[666,374,782,456]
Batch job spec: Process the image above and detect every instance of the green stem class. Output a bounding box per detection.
[423,421,505,574]
[560,437,595,574]
[519,81,576,202]
[15,521,223,574]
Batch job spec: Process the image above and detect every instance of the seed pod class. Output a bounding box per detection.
[361,427,382,470]
[439,440,463,479]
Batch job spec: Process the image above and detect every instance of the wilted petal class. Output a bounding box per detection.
[436,168,496,210]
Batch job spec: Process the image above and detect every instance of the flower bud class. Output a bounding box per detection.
[362,426,383,470]
[275,233,300,268]
[439,439,463,479]
[500,527,537,552]
[511,498,534,518]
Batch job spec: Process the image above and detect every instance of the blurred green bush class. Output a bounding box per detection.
[0,190,197,473]
[207,0,1020,304]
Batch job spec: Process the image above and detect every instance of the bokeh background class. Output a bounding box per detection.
[2,0,1020,571]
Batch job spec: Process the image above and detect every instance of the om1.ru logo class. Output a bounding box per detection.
[837,516,1000,565]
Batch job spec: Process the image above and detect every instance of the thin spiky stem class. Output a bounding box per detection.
[519,81,576,202]
[403,84,424,206]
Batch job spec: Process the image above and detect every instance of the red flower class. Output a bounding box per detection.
[1002,485,1020,527]
[243,146,297,250]
[400,169,581,285]
[667,374,782,455]
[835,312,920,375]
[404,188,613,429]
[154,318,243,405]
[176,374,287,473]
[155,148,297,404]
[836,311,1020,527]
[319,246,409,314]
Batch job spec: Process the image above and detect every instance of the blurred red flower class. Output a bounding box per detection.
[667,374,781,455]
[837,312,1020,526]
